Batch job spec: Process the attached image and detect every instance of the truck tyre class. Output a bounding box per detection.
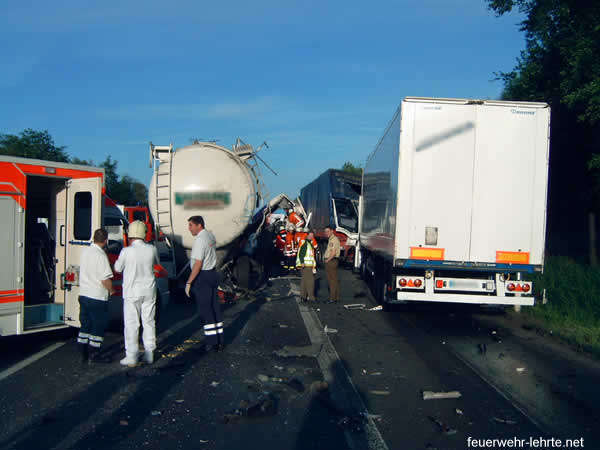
[376,278,395,312]
[234,255,251,290]
[360,258,368,281]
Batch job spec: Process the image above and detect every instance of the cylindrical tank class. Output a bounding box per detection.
[149,142,260,268]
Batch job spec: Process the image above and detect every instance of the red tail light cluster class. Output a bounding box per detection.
[506,283,531,293]
[398,278,424,289]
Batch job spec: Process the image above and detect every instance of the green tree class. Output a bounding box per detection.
[488,0,600,257]
[0,129,70,162]
[489,0,600,125]
[0,129,147,205]
[341,161,362,176]
[96,156,147,205]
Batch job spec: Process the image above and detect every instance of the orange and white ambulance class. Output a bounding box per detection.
[0,155,131,336]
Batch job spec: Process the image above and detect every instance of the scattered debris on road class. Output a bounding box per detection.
[222,393,278,423]
[422,390,462,400]
[274,344,322,358]
[428,416,457,435]
[337,415,364,432]
[368,305,383,311]
[324,325,338,334]
[492,417,517,425]
[151,410,162,416]
[455,408,463,415]
[343,304,366,310]
[210,381,221,387]
[309,380,329,394]
[516,367,526,373]
[120,420,129,426]
[369,390,391,396]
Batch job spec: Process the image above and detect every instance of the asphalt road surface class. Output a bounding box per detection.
[0,266,595,450]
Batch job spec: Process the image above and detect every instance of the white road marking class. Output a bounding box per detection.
[0,341,67,382]
[292,281,389,450]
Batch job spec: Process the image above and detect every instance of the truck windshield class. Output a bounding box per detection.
[334,198,358,233]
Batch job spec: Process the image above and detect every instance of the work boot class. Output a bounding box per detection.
[78,344,89,364]
[120,354,138,367]
[204,344,218,353]
[88,347,111,364]
[141,350,154,364]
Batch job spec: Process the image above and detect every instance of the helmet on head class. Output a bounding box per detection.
[128,220,147,240]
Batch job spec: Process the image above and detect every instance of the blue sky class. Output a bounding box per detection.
[1,1,525,200]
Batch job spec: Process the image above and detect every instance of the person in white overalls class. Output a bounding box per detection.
[114,221,160,366]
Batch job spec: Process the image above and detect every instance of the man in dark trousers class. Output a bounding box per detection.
[185,216,224,352]
[324,225,341,304]
[77,228,114,363]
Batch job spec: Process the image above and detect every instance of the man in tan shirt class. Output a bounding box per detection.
[324,225,341,303]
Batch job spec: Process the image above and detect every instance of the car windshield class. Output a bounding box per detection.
[333,198,358,233]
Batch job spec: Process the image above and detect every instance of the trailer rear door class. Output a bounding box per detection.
[469,104,549,265]
[64,178,102,326]
[407,103,476,261]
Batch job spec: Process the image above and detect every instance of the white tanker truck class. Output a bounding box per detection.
[148,139,294,291]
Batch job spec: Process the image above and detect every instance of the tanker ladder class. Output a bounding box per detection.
[149,142,176,275]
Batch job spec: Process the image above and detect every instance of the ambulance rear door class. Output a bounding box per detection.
[63,177,102,327]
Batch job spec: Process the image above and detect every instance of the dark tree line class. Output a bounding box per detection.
[0,129,147,206]
[488,0,600,259]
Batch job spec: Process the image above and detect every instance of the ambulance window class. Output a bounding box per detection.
[133,211,146,222]
[74,192,92,240]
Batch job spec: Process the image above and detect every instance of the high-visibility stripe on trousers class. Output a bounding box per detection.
[78,296,109,349]
[203,321,224,336]
[191,269,224,346]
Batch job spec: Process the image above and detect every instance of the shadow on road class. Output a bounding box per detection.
[0,294,268,450]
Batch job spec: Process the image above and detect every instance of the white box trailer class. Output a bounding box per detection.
[357,97,550,306]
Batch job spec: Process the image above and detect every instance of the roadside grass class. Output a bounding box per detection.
[529,256,600,358]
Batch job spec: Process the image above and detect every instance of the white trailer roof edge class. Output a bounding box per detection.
[404,97,549,109]
[0,155,105,175]
[365,105,402,164]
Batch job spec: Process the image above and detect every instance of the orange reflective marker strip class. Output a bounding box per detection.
[410,247,445,260]
[0,295,24,304]
[496,251,530,264]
